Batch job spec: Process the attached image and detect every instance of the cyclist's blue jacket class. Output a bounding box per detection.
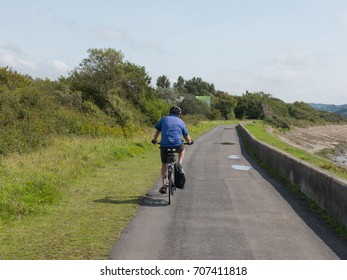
[155,115,188,147]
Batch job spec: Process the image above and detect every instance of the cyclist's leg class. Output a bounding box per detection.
[177,144,185,165]
[159,148,168,193]
[178,149,185,165]
[161,163,167,186]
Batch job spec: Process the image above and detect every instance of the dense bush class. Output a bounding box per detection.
[0,68,126,155]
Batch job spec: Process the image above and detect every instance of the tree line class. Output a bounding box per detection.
[1,48,345,155]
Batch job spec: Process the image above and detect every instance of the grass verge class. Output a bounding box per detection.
[0,120,231,259]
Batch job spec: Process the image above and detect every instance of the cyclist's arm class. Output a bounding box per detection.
[152,129,160,143]
[184,135,193,144]
[181,121,192,144]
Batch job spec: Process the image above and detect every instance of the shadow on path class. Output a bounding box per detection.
[94,192,169,207]
[94,196,142,205]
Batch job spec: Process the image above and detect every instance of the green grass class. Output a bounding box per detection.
[245,121,347,180]
[0,120,232,259]
[0,136,150,222]
[0,148,160,259]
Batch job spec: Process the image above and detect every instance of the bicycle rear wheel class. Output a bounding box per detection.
[168,170,173,205]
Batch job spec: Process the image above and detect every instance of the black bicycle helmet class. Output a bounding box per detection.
[169,106,182,116]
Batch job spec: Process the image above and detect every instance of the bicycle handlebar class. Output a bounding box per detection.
[151,140,194,145]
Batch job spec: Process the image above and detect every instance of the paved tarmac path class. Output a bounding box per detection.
[110,125,347,259]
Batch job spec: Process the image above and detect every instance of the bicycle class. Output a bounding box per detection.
[165,147,179,205]
[156,142,192,205]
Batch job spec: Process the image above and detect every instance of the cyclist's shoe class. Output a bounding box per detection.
[159,186,167,194]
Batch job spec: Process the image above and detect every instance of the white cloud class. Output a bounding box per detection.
[261,51,320,83]
[50,60,69,71]
[0,48,70,79]
[0,52,38,70]
[18,59,38,70]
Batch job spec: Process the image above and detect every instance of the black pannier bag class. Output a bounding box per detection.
[174,163,186,189]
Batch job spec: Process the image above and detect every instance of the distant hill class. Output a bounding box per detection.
[309,103,347,118]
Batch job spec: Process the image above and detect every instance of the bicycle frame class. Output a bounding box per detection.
[166,148,177,205]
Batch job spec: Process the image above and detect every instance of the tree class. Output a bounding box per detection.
[156,75,187,105]
[234,92,265,119]
[211,91,237,119]
[121,62,152,102]
[156,87,182,104]
[184,77,215,96]
[68,48,160,126]
[173,76,186,94]
[69,48,125,108]
[156,75,170,88]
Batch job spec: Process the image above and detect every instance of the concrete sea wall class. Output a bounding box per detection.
[238,123,347,229]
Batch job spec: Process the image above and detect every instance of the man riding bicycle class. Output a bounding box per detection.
[152,106,193,194]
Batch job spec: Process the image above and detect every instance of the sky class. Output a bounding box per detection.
[1,0,347,105]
